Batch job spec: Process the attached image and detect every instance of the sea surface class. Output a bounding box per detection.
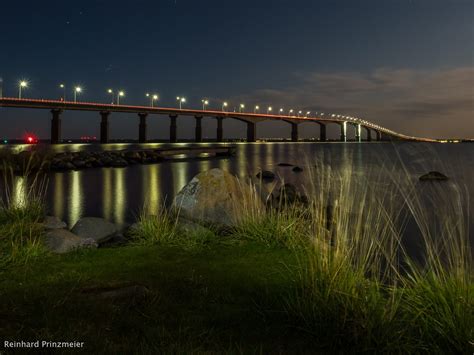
[4,142,474,248]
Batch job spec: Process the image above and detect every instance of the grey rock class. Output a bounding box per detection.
[43,215,67,230]
[419,171,449,181]
[44,229,98,254]
[256,170,276,180]
[173,168,263,227]
[71,217,118,243]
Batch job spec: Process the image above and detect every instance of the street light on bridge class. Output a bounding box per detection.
[107,89,114,104]
[18,81,28,99]
[279,108,284,114]
[176,96,186,109]
[239,104,245,113]
[222,102,228,111]
[289,109,294,116]
[202,99,209,110]
[59,84,66,101]
[267,107,272,114]
[74,86,82,103]
[146,93,159,107]
[117,91,125,105]
[306,111,311,117]
[254,105,259,113]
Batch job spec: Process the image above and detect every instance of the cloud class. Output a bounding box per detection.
[234,67,474,138]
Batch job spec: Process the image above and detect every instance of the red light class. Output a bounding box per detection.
[24,133,38,144]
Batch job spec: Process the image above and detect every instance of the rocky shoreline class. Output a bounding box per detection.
[3,146,236,172]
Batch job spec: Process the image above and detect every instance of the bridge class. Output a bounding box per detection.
[0,97,435,144]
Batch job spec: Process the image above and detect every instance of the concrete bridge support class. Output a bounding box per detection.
[100,111,110,144]
[51,109,62,144]
[291,123,299,142]
[365,127,372,141]
[319,123,327,142]
[355,124,361,142]
[195,116,203,142]
[216,117,224,142]
[138,113,147,143]
[169,114,177,143]
[340,122,347,142]
[247,121,256,142]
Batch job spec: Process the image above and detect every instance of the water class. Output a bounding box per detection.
[6,142,474,236]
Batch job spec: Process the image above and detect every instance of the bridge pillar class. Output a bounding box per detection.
[100,111,110,144]
[291,123,299,142]
[319,123,327,142]
[376,131,382,141]
[365,127,372,141]
[169,114,177,143]
[195,116,203,142]
[50,109,62,144]
[340,122,347,142]
[246,121,256,142]
[138,113,147,143]
[355,124,361,142]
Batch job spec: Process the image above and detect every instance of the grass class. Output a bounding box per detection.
[0,149,472,353]
[0,242,309,354]
[0,154,48,266]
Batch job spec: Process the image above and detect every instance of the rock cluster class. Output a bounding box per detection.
[50,150,164,170]
[43,216,122,253]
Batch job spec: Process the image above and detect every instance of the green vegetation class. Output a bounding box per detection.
[0,155,48,266]
[0,156,472,353]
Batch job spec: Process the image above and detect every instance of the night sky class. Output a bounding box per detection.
[1,0,473,140]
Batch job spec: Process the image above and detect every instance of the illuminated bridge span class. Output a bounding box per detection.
[0,98,435,144]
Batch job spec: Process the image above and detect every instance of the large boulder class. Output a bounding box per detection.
[172,168,262,227]
[44,229,98,254]
[71,217,118,243]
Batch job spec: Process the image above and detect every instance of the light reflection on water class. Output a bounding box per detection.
[4,143,473,231]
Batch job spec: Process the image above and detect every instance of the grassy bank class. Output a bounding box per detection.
[0,242,311,353]
[0,154,472,353]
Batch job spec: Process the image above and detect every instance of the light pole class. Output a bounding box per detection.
[289,109,294,116]
[202,99,209,110]
[239,104,245,113]
[254,105,259,113]
[298,110,302,117]
[117,91,125,105]
[267,106,273,114]
[74,86,82,102]
[306,111,311,117]
[59,84,66,101]
[18,81,28,99]
[279,108,284,115]
[146,93,159,107]
[222,101,228,111]
[176,96,186,109]
[108,89,114,104]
